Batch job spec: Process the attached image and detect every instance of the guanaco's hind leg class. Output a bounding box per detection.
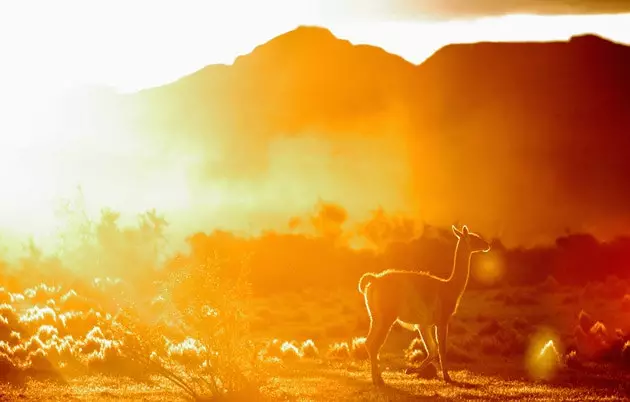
[365,314,396,385]
[406,324,438,376]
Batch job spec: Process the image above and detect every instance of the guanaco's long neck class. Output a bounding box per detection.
[445,240,472,301]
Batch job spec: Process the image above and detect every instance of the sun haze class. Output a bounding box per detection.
[0,1,630,400]
[0,1,629,248]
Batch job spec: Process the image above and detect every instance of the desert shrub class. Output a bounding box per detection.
[327,342,351,359]
[405,337,426,363]
[564,349,582,369]
[114,256,259,400]
[350,337,368,360]
[574,324,607,360]
[621,341,630,367]
[258,339,306,361]
[301,339,319,358]
[279,341,302,361]
[572,311,630,364]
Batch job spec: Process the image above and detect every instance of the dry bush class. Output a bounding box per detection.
[0,203,264,399]
[621,341,630,366]
[572,310,630,365]
[258,338,321,361]
[112,256,259,400]
[258,339,284,361]
[564,349,582,369]
[405,337,427,363]
[327,342,351,359]
[301,339,319,358]
[279,341,302,361]
[574,323,608,360]
[350,337,368,360]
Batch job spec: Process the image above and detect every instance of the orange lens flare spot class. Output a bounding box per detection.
[526,331,562,381]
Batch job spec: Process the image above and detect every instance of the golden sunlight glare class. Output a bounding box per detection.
[526,331,563,381]
[0,0,628,399]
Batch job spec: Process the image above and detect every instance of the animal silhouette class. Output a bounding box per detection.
[358,225,491,385]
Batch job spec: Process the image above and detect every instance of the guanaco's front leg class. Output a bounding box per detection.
[436,322,452,383]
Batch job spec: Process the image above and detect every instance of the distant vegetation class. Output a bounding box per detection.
[167,226,630,295]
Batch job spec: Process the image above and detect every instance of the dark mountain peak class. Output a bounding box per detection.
[274,25,339,44]
[424,33,623,66]
[569,33,616,45]
[234,25,346,66]
[418,33,629,86]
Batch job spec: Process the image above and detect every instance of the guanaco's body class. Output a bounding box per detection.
[359,225,491,385]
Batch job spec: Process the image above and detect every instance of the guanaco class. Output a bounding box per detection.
[358,225,491,385]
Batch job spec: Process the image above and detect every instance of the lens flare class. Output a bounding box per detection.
[473,252,504,286]
[526,330,562,381]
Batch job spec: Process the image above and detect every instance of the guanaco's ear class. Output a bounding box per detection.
[462,225,469,236]
[452,225,463,238]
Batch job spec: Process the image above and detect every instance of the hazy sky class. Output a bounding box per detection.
[0,1,629,93]
[0,1,629,251]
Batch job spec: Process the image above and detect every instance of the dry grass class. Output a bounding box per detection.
[0,281,628,400]
[0,360,626,401]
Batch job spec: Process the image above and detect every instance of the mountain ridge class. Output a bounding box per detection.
[118,25,630,246]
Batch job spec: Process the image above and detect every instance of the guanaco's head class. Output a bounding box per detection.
[452,225,491,253]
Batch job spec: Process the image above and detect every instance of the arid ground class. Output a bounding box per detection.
[1,277,629,401]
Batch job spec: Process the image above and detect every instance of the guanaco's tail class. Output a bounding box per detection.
[358,272,378,294]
